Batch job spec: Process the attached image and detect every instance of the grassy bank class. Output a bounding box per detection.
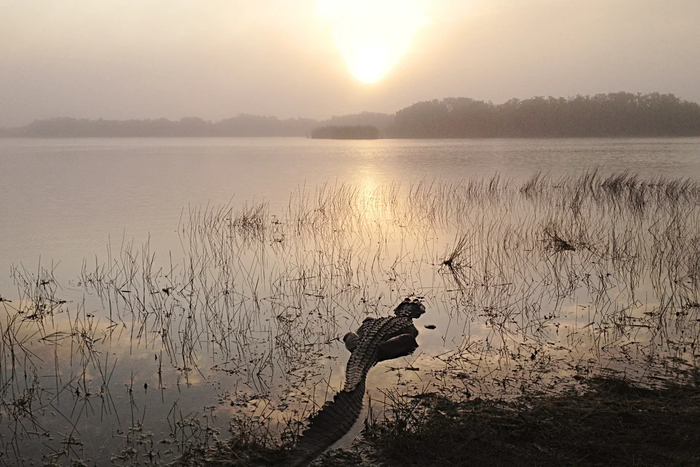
[197,372,700,466]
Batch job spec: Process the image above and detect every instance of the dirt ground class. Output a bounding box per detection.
[195,375,700,467]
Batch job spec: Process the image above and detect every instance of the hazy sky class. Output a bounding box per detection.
[1,0,699,127]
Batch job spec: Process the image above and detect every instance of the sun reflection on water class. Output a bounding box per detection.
[2,172,700,463]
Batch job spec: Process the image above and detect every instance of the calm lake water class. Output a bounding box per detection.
[1,137,700,465]
[2,137,700,271]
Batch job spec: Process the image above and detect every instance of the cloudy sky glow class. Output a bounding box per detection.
[1,0,699,127]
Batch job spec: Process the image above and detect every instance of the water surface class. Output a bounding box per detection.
[1,137,699,465]
[3,137,699,270]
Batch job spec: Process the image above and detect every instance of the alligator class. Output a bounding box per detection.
[284,298,425,467]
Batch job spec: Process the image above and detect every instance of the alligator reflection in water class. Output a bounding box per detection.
[285,298,425,467]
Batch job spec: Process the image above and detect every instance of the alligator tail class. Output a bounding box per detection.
[284,379,366,467]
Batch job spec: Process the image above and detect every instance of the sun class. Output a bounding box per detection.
[318,0,429,83]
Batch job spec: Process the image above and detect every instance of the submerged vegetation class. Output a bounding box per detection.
[1,171,700,465]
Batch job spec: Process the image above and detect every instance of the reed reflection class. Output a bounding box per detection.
[1,172,700,464]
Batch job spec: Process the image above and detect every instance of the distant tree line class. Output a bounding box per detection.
[311,125,380,139]
[0,112,396,138]
[385,93,700,138]
[320,112,394,131]
[3,93,699,138]
[1,115,318,138]
[0,112,399,138]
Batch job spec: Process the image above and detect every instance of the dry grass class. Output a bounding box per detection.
[182,372,700,466]
[360,374,700,467]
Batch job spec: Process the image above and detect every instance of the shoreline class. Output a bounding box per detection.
[197,372,700,466]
